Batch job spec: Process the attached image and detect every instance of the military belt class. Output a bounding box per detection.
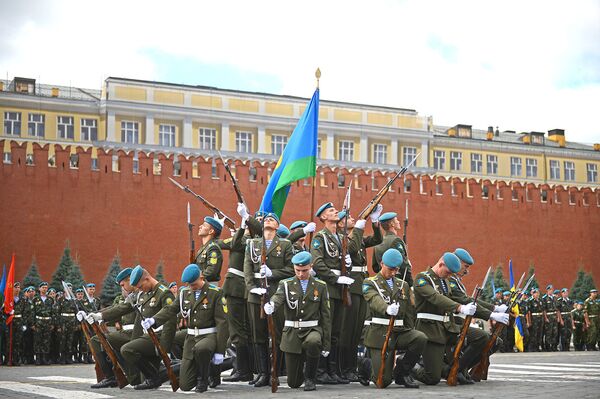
[364,320,371,326]
[417,313,450,322]
[531,312,543,316]
[13,314,22,318]
[207,281,219,285]
[331,269,342,276]
[561,312,571,315]
[227,268,245,278]
[36,316,51,320]
[148,325,163,332]
[254,273,265,279]
[187,327,217,336]
[121,324,134,331]
[574,321,582,324]
[350,266,368,273]
[455,313,466,319]
[589,315,598,318]
[284,320,318,328]
[371,317,404,327]
[61,313,75,317]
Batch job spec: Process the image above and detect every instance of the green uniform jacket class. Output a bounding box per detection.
[195,238,223,283]
[346,223,382,295]
[363,273,413,348]
[153,284,228,355]
[448,276,494,321]
[219,227,250,299]
[271,276,331,354]
[372,231,412,285]
[23,298,35,327]
[112,293,137,326]
[310,228,344,300]
[542,294,559,316]
[101,292,136,324]
[584,296,600,318]
[33,295,54,323]
[572,308,585,326]
[414,268,461,344]
[132,283,176,351]
[557,297,574,320]
[244,236,294,304]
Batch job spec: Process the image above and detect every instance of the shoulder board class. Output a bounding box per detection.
[314,278,326,285]
[366,276,377,281]
[282,277,295,282]
[222,237,233,244]
[208,284,220,291]
[279,238,291,244]
[158,285,167,292]
[449,280,458,288]
[416,277,429,287]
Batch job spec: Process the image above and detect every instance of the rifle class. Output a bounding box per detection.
[376,267,408,388]
[470,273,534,381]
[358,153,420,220]
[187,202,195,263]
[218,150,246,206]
[402,199,408,244]
[168,177,236,229]
[83,285,110,335]
[446,267,491,386]
[61,282,105,383]
[133,303,179,392]
[340,181,352,308]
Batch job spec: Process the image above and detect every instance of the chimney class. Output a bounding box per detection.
[548,129,566,147]
[521,133,531,144]
[495,126,499,136]
[51,87,59,97]
[487,126,494,140]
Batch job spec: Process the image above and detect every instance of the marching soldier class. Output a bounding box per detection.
[195,215,225,285]
[310,202,354,384]
[372,212,412,285]
[519,291,530,351]
[33,281,54,365]
[244,211,294,387]
[542,284,562,351]
[412,252,477,385]
[263,251,331,391]
[362,248,426,388]
[145,263,228,392]
[337,206,382,382]
[572,301,586,350]
[557,288,574,351]
[527,288,543,351]
[584,288,599,350]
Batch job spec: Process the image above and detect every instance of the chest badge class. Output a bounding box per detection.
[313,288,319,301]
[202,297,209,309]
[149,298,157,307]
[276,246,282,256]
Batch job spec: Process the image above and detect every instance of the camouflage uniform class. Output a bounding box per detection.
[571,307,586,350]
[542,293,559,351]
[557,296,574,351]
[22,297,36,363]
[57,295,79,363]
[33,294,55,362]
[5,295,25,364]
[527,297,544,352]
[584,295,600,350]
[518,298,530,351]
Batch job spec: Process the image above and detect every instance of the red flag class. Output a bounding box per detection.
[4,253,15,324]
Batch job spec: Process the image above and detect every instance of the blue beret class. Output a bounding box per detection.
[577,301,584,305]
[503,290,511,296]
[292,251,312,266]
[48,288,56,293]
[379,212,397,223]
[13,282,21,287]
[254,210,266,218]
[75,288,84,293]
[39,281,48,287]
[204,216,223,234]
[130,265,145,286]
[442,252,461,273]
[315,202,333,218]
[454,248,474,265]
[276,224,290,238]
[86,283,96,288]
[382,248,403,269]
[25,286,35,292]
[494,288,503,294]
[116,267,133,283]
[546,284,553,290]
[66,282,72,288]
[531,288,539,293]
[561,288,568,293]
[181,264,201,283]
[338,210,348,220]
[591,289,598,293]
[290,221,308,230]
[168,282,177,288]
[553,289,560,294]
[263,212,280,225]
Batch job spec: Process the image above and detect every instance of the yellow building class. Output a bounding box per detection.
[1,76,599,189]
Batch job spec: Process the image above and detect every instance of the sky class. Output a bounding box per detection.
[1,0,599,144]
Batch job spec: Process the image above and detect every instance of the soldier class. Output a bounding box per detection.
[57,283,78,364]
[73,288,90,363]
[244,212,294,387]
[372,212,412,285]
[46,288,60,363]
[86,283,101,310]
[194,215,224,285]
[557,288,574,351]
[337,206,382,382]
[542,284,562,351]
[263,251,331,391]
[584,288,599,351]
[289,221,317,254]
[572,301,586,350]
[362,248,426,388]
[33,281,54,365]
[168,282,178,296]
[527,288,543,351]
[310,202,354,384]
[519,291,530,351]
[22,286,36,364]
[501,290,515,352]
[145,263,228,392]
[412,252,477,385]
[5,282,23,365]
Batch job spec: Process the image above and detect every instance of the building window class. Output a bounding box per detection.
[373,144,387,164]
[249,166,257,181]
[482,185,489,198]
[450,152,462,171]
[317,139,322,159]
[371,174,378,190]
[25,153,34,165]
[133,152,140,174]
[3,152,11,163]
[550,160,560,180]
[3,112,21,135]
[91,158,99,170]
[526,158,538,178]
[486,155,498,175]
[199,128,216,150]
[236,131,252,153]
[510,157,522,177]
[28,113,45,137]
[70,154,79,168]
[121,121,139,144]
[564,161,575,181]
[338,173,346,188]
[541,189,547,203]
[433,150,445,170]
[404,179,411,193]
[57,116,74,140]
[271,134,288,156]
[173,160,181,176]
[338,141,354,162]
[403,146,417,167]
[81,118,97,141]
[159,124,176,147]
[587,163,598,183]
[471,153,482,174]
[211,158,218,177]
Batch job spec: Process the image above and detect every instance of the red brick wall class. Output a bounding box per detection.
[1,140,599,293]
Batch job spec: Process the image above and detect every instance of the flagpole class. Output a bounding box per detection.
[8,322,13,366]
[308,68,321,245]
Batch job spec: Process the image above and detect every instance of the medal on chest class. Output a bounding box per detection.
[313,288,319,301]
[202,297,209,309]
[276,245,282,257]
[149,298,157,307]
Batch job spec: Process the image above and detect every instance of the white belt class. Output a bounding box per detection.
[187,327,217,336]
[148,325,163,333]
[122,324,134,331]
[36,316,51,320]
[61,313,75,317]
[364,320,371,326]
[417,313,450,322]
[254,273,266,279]
[351,266,367,273]
[331,269,341,276]
[371,317,404,327]
[284,320,319,328]
[531,312,543,316]
[228,268,245,277]
[207,281,219,285]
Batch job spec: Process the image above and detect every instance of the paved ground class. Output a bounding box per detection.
[0,351,598,398]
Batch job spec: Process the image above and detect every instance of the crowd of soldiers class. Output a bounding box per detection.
[1,201,599,393]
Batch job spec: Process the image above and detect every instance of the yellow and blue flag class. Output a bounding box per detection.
[509,259,525,352]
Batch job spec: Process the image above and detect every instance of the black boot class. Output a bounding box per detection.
[457,369,474,385]
[91,377,118,389]
[133,361,161,390]
[457,344,483,384]
[253,345,270,388]
[315,354,336,384]
[87,353,94,364]
[35,353,42,365]
[76,353,83,363]
[394,351,420,388]
[44,353,52,365]
[224,345,253,382]
[195,355,209,393]
[65,353,73,364]
[328,347,349,384]
[208,363,221,388]
[304,356,319,391]
[357,356,372,386]
[59,352,66,365]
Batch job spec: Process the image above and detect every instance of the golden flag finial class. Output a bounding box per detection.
[315,68,321,88]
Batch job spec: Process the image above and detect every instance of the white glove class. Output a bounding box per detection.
[321,351,330,357]
[250,287,267,296]
[354,219,366,230]
[459,303,477,316]
[142,317,155,331]
[264,301,275,315]
[345,254,352,267]
[76,310,87,322]
[336,276,355,285]
[386,303,400,316]
[237,203,249,219]
[260,264,273,278]
[9,309,14,315]
[370,204,383,222]
[86,312,102,324]
[303,222,316,234]
[213,213,226,227]
[22,325,27,332]
[490,312,510,325]
[212,353,224,365]
[494,304,508,313]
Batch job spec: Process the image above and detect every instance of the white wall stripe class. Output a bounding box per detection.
[491,364,600,373]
